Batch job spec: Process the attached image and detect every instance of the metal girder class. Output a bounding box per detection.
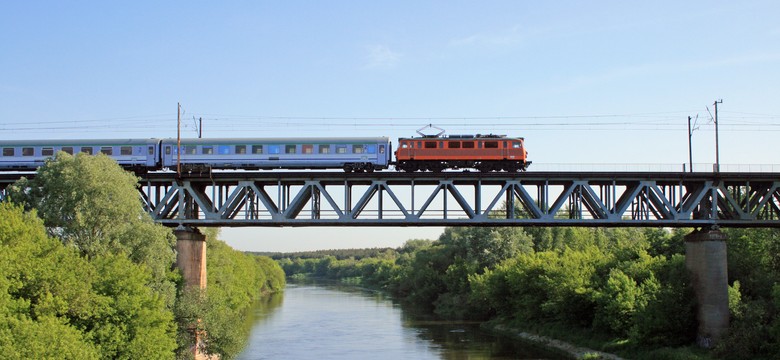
[129,171,780,227]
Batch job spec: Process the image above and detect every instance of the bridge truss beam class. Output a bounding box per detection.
[136,172,780,227]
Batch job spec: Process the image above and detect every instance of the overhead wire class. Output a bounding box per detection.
[2,110,778,135]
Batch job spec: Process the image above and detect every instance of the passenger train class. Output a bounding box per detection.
[0,134,529,173]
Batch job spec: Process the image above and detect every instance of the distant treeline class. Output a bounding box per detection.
[252,247,398,261]
[277,227,780,360]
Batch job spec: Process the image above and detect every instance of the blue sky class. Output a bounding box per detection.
[2,1,779,251]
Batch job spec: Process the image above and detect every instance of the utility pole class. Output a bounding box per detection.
[688,116,693,172]
[199,117,203,138]
[714,99,722,172]
[177,102,181,176]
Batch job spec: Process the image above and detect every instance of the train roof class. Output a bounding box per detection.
[398,134,525,140]
[159,137,391,144]
[0,138,161,146]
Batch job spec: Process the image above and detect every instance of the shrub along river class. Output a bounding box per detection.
[236,282,559,359]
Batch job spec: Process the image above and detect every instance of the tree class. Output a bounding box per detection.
[7,152,177,306]
[0,202,177,359]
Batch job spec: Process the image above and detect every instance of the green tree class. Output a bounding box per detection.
[7,152,177,306]
[0,203,176,359]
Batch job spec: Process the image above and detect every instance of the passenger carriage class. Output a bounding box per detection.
[160,137,392,172]
[0,139,161,171]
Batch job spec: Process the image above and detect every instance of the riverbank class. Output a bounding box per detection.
[482,319,712,360]
[486,323,624,360]
[331,275,712,360]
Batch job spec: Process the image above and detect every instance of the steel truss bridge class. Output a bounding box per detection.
[133,171,780,227]
[2,171,780,227]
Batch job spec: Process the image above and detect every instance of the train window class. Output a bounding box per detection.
[184,146,197,155]
[503,141,508,148]
[22,147,34,156]
[512,142,521,148]
[353,145,364,154]
[336,145,347,154]
[379,145,385,154]
[424,142,436,149]
[202,146,214,155]
[236,145,247,154]
[63,147,74,155]
[462,142,474,148]
[252,145,263,154]
[366,145,376,154]
[268,145,280,154]
[417,141,422,148]
[3,148,14,156]
[319,145,330,154]
[401,143,408,149]
[148,146,155,155]
[218,146,231,155]
[81,147,93,155]
[121,146,132,155]
[165,146,172,155]
[302,144,313,154]
[42,148,54,156]
[100,147,113,155]
[485,141,498,149]
[285,145,297,154]
[448,142,461,149]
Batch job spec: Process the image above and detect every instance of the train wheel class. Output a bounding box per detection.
[343,164,354,172]
[365,163,374,172]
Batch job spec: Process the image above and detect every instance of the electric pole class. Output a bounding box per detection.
[199,117,203,138]
[688,116,693,172]
[714,99,722,172]
[177,102,181,176]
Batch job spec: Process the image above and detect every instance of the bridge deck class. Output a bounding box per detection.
[3,171,780,227]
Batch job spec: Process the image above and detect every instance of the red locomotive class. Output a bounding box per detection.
[394,132,530,172]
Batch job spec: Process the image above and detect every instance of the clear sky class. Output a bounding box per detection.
[2,1,779,252]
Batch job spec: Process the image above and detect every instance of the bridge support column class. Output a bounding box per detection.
[685,228,729,348]
[175,227,207,289]
[174,227,210,360]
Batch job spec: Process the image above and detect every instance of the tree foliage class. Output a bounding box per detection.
[0,203,176,359]
[3,154,286,360]
[7,152,177,306]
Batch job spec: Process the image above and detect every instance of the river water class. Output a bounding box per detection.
[236,283,557,360]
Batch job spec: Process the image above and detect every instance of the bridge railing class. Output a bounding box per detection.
[534,163,780,173]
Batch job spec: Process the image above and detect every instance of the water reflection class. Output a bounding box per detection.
[237,282,557,360]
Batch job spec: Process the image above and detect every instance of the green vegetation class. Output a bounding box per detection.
[0,152,285,359]
[277,226,780,359]
[177,231,286,358]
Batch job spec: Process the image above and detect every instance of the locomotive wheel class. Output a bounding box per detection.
[343,164,354,173]
[364,163,374,172]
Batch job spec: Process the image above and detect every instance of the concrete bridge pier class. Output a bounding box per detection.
[175,227,207,290]
[174,227,211,360]
[684,228,729,348]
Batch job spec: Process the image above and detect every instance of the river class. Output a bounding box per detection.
[236,283,559,359]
